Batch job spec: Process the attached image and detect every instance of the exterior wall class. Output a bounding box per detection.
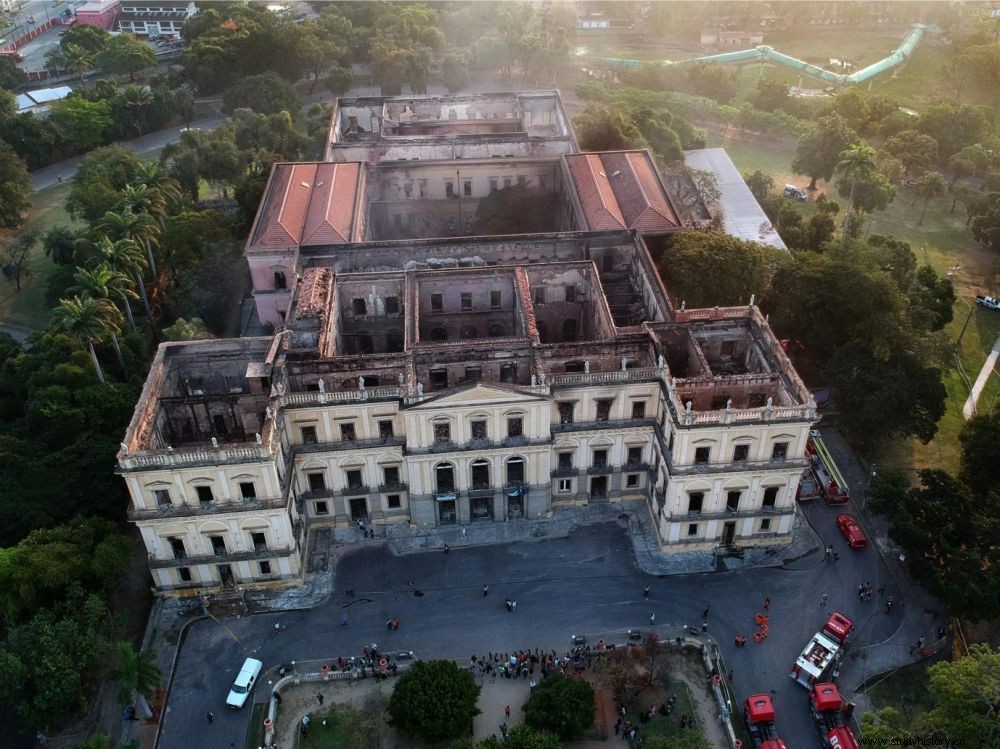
[76,1,121,29]
[248,250,296,326]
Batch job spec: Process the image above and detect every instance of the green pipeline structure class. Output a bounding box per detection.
[594,23,927,86]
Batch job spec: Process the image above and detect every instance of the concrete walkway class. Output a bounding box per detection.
[961,334,1000,419]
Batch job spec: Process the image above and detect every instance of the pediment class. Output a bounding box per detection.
[408,383,547,409]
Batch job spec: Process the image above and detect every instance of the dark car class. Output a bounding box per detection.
[836,514,867,549]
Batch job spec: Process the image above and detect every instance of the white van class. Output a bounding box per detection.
[226,657,263,709]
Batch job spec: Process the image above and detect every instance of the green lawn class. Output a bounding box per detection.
[708,131,994,475]
[0,183,77,332]
[245,703,267,749]
[298,706,374,749]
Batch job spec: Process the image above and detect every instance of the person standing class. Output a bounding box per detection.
[763,596,770,610]
[643,586,650,599]
[702,606,710,620]
[206,711,214,724]
[505,705,511,719]
[483,584,489,597]
[820,593,828,607]
[317,693,324,705]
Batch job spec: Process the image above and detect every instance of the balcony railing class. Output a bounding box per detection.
[669,506,793,522]
[119,441,273,471]
[623,462,651,473]
[379,482,409,493]
[405,436,552,455]
[149,545,296,569]
[129,495,287,521]
[468,487,495,498]
[587,464,614,475]
[294,436,405,453]
[280,386,404,408]
[666,456,809,476]
[551,466,576,478]
[553,418,656,433]
[549,367,664,388]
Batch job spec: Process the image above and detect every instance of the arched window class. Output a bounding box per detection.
[460,325,478,339]
[273,270,287,290]
[506,456,525,485]
[435,463,455,493]
[488,323,506,338]
[430,327,448,341]
[562,318,577,342]
[470,459,491,490]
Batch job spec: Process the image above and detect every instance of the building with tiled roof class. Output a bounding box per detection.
[120,91,813,597]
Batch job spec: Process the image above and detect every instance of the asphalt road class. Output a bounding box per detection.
[162,501,900,749]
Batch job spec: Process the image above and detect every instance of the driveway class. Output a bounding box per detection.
[161,506,907,749]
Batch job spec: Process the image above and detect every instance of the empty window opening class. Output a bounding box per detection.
[490,290,502,309]
[558,452,573,469]
[314,501,329,515]
[461,292,473,310]
[763,486,779,507]
[507,417,523,438]
[565,286,577,303]
[593,449,608,468]
[430,293,443,311]
[340,423,356,441]
[168,537,186,559]
[626,474,640,488]
[631,401,646,419]
[387,494,402,509]
[436,464,455,492]
[352,298,368,316]
[687,492,704,514]
[488,323,506,338]
[471,460,490,489]
[694,446,710,464]
[345,470,364,491]
[760,518,772,531]
[562,318,577,342]
[251,532,267,551]
[558,402,574,424]
[154,489,171,506]
[463,179,472,196]
[771,442,788,460]
[445,180,455,198]
[239,482,256,500]
[687,523,698,537]
[273,271,287,290]
[209,535,226,554]
[430,327,448,341]
[430,369,448,389]
[564,361,585,373]
[733,444,750,462]
[196,486,214,503]
[471,419,488,441]
[595,399,612,421]
[433,421,451,444]
[259,561,272,575]
[384,296,400,314]
[726,491,741,512]
[383,466,400,486]
[627,446,643,466]
[506,457,525,484]
[307,472,326,492]
[178,567,192,582]
[301,426,318,444]
[499,363,516,382]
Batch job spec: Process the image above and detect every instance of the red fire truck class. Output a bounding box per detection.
[810,682,860,749]
[795,467,821,501]
[743,693,787,749]
[790,612,853,688]
[806,431,850,504]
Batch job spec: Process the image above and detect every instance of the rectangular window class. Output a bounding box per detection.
[387,494,402,509]
[503,177,513,188]
[445,180,455,198]
[178,567,192,582]
[352,298,367,316]
[301,426,317,444]
[461,292,473,310]
[733,444,750,463]
[595,399,612,421]
[430,293,443,312]
[593,449,608,468]
[760,518,772,531]
[687,523,699,537]
[558,479,572,493]
[720,340,736,358]
[168,537,186,559]
[490,290,502,309]
[726,490,741,512]
[694,446,710,464]
[463,179,472,196]
[771,442,788,460]
[259,561,272,575]
[430,369,448,389]
[626,474,639,488]
[558,402,574,424]
[239,482,256,500]
[378,420,394,439]
[403,181,413,198]
[251,532,267,551]
[631,401,646,419]
[464,366,482,382]
[627,446,643,465]
[209,535,226,554]
[471,419,487,441]
[314,500,329,515]
[153,489,171,506]
[384,296,400,315]
[507,417,523,438]
[763,486,779,507]
[307,472,326,492]
[196,486,214,503]
[418,180,428,198]
[345,470,363,491]
[688,492,704,514]
[434,422,451,444]
[565,285,576,303]
[339,423,356,442]
[383,466,400,486]
[489,178,498,194]
[558,452,573,469]
[533,288,544,305]
[517,175,527,186]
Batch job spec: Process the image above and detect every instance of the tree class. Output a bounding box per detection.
[53,296,116,384]
[67,147,143,222]
[0,140,31,230]
[884,130,939,177]
[869,470,1000,620]
[162,317,213,341]
[0,587,112,731]
[57,24,110,55]
[959,412,1000,497]
[907,265,954,332]
[442,47,471,93]
[48,42,97,82]
[827,341,945,452]
[749,78,793,113]
[94,237,154,331]
[523,673,595,741]
[913,171,947,225]
[970,192,1000,252]
[858,708,910,744]
[2,230,38,292]
[743,170,774,203]
[574,104,643,152]
[659,231,787,308]
[369,5,444,94]
[0,516,132,621]
[96,34,156,80]
[42,226,84,266]
[925,645,1000,746]
[98,208,160,285]
[72,263,138,337]
[453,726,562,749]
[645,731,714,749]
[222,71,300,116]
[792,115,860,190]
[387,660,480,743]
[108,84,154,138]
[916,100,993,162]
[107,642,161,718]
[0,56,27,90]
[50,96,112,151]
[298,19,350,94]
[948,144,993,212]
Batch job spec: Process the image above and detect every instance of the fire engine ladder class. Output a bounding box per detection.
[810,431,849,497]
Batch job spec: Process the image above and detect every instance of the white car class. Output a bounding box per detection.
[976,295,1000,311]
[226,657,263,709]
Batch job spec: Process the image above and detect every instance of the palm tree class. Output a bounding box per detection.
[133,161,183,212]
[108,642,162,720]
[61,43,95,83]
[73,263,139,335]
[118,183,167,239]
[53,296,115,384]
[836,142,878,212]
[914,171,947,226]
[116,84,153,137]
[97,207,160,286]
[95,237,155,332]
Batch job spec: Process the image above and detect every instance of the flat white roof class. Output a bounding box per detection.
[684,147,788,252]
[15,94,34,112]
[26,86,74,105]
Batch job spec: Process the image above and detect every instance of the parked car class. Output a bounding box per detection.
[783,184,808,201]
[836,514,867,549]
[226,657,263,709]
[975,295,1000,311]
